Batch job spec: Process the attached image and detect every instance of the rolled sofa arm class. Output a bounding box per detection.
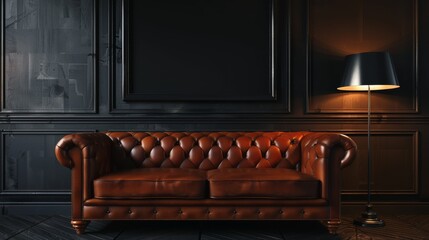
[55,132,114,219]
[55,132,113,173]
[300,132,357,200]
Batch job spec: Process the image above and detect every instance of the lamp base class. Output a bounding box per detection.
[353,205,385,227]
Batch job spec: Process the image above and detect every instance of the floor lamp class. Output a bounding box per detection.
[337,52,400,227]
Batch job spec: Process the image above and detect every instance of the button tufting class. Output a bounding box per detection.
[178,209,183,214]
[106,209,110,214]
[128,209,132,214]
[153,209,158,214]
[233,210,237,214]
[279,210,284,214]
[300,209,305,215]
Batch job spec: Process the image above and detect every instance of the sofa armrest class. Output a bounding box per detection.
[55,133,112,169]
[55,132,114,219]
[300,133,357,200]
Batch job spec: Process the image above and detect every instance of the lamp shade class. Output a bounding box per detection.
[337,52,400,91]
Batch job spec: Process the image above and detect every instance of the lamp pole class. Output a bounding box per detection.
[367,85,371,206]
[353,84,384,227]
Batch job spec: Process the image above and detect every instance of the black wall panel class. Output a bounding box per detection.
[125,0,276,102]
[112,0,290,113]
[1,0,96,113]
[1,131,71,192]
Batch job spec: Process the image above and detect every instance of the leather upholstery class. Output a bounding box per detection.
[83,205,329,220]
[84,198,328,206]
[55,132,114,220]
[94,168,207,199]
[300,133,357,199]
[105,132,307,170]
[55,131,357,235]
[207,168,320,199]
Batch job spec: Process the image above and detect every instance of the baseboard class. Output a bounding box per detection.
[342,202,429,215]
[1,203,71,215]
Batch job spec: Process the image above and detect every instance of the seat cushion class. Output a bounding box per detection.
[207,168,320,199]
[94,168,207,199]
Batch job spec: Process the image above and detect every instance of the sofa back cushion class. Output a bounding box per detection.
[105,132,308,170]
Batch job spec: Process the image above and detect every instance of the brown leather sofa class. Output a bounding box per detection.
[55,131,356,235]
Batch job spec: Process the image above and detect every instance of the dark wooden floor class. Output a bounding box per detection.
[1,215,429,240]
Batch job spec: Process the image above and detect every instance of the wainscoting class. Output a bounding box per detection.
[1,0,429,214]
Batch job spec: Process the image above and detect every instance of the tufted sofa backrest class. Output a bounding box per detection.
[105,132,309,170]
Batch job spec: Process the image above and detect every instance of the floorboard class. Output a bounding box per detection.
[116,221,199,240]
[282,221,339,240]
[0,215,48,240]
[396,214,429,234]
[201,221,284,240]
[1,215,429,239]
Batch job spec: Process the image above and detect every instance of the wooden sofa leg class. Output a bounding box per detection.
[71,220,90,234]
[323,219,341,235]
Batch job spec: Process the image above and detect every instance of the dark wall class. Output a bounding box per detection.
[1,0,428,214]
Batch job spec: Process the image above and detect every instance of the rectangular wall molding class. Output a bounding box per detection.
[340,131,418,195]
[0,130,94,204]
[109,0,290,114]
[0,0,98,113]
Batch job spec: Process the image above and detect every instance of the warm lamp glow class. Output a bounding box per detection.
[337,84,399,91]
